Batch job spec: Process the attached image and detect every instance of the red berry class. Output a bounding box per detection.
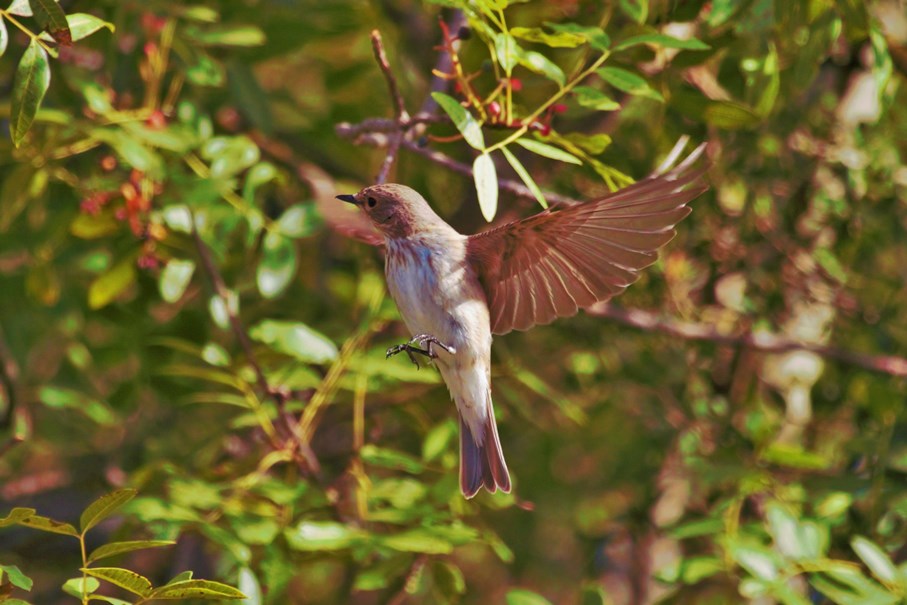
[509,77,523,92]
[147,109,166,129]
[552,103,568,114]
[488,101,501,117]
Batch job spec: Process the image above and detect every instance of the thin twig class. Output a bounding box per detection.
[589,304,907,379]
[371,30,408,121]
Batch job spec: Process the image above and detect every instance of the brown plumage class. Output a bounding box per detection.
[336,145,708,497]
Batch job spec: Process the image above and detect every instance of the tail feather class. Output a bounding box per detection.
[459,408,511,498]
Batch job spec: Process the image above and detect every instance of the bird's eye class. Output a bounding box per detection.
[367,197,377,208]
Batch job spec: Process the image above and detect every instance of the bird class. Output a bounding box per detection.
[335,145,708,498]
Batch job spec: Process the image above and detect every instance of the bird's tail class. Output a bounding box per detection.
[459,402,511,498]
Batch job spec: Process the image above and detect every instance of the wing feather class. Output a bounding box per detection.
[467,146,708,335]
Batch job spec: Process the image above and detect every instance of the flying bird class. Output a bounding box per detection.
[336,145,708,498]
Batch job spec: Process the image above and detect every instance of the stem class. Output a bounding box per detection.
[79,533,89,605]
[0,9,58,55]
[485,51,610,154]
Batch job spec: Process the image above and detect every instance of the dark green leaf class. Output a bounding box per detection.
[28,0,71,45]
[431,92,484,149]
[39,386,116,425]
[82,568,152,597]
[573,86,620,111]
[596,66,663,101]
[614,33,710,52]
[88,540,176,563]
[361,444,425,473]
[473,152,498,222]
[66,13,114,41]
[80,489,137,534]
[619,0,648,24]
[10,39,50,147]
[502,146,547,209]
[148,580,246,600]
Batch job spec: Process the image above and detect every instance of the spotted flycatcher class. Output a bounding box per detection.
[336,146,708,498]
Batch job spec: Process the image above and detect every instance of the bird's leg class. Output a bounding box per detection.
[386,334,456,367]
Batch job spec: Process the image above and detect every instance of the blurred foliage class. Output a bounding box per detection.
[0,0,906,604]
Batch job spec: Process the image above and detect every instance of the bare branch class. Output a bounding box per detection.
[589,304,907,379]
[371,30,408,121]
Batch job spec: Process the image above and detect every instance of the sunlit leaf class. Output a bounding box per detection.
[473,152,498,222]
[17,513,79,536]
[383,529,454,554]
[431,92,484,150]
[510,26,585,48]
[596,66,663,101]
[361,444,425,473]
[39,386,116,425]
[148,580,246,600]
[614,32,710,52]
[275,204,321,238]
[62,576,100,599]
[66,12,114,41]
[88,258,136,309]
[507,588,553,605]
[0,18,8,57]
[0,564,32,591]
[88,540,176,563]
[494,32,519,72]
[159,259,195,303]
[257,232,297,299]
[515,138,582,164]
[249,319,338,364]
[28,0,71,45]
[515,47,564,86]
[502,146,547,208]
[82,568,152,597]
[545,22,609,50]
[285,521,364,551]
[852,536,899,586]
[10,39,50,147]
[573,86,620,110]
[80,489,137,533]
[188,25,265,47]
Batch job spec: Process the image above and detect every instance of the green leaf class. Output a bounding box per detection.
[148,580,246,600]
[852,536,899,586]
[507,588,553,605]
[431,92,484,150]
[70,212,120,239]
[249,319,338,364]
[596,66,663,101]
[422,420,456,461]
[284,520,363,551]
[510,26,585,48]
[200,135,260,179]
[62,576,99,599]
[0,507,36,527]
[16,513,79,536]
[0,18,8,57]
[39,386,116,425]
[619,0,648,24]
[560,132,611,155]
[159,259,195,303]
[188,25,265,47]
[257,232,297,299]
[613,33,710,52]
[28,0,71,45]
[502,147,547,209]
[515,138,582,164]
[88,258,136,309]
[383,529,454,554]
[88,540,176,563]
[494,32,519,72]
[515,48,564,86]
[10,39,50,147]
[80,489,137,534]
[7,0,31,16]
[361,444,425,473]
[275,204,321,238]
[545,22,609,51]
[66,13,114,41]
[432,561,466,597]
[242,162,278,204]
[573,86,620,111]
[0,564,32,591]
[730,544,779,581]
[82,568,152,597]
[473,152,498,222]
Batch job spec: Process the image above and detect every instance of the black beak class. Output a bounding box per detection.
[336,194,357,205]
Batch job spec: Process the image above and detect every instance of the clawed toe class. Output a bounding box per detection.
[386,334,456,366]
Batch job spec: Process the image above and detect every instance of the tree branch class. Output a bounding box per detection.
[589,303,907,379]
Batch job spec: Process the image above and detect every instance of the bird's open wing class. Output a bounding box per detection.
[466,145,709,335]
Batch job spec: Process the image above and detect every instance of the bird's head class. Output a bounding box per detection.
[336,183,444,239]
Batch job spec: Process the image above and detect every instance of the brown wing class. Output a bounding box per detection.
[466,145,709,335]
[317,195,384,247]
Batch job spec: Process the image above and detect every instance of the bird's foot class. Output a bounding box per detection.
[386,334,456,367]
